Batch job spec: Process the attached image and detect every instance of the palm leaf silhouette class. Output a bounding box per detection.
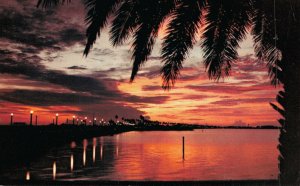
[161,0,205,89]
[83,0,121,56]
[110,0,139,46]
[202,0,252,80]
[37,0,70,8]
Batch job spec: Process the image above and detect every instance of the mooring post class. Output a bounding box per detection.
[182,136,185,160]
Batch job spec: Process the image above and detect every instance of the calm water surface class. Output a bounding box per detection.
[2,129,279,181]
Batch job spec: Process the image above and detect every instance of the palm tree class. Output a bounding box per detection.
[37,0,300,184]
[115,115,118,123]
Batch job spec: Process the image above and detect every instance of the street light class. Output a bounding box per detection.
[30,110,34,126]
[55,113,58,125]
[72,115,75,125]
[10,113,13,125]
[94,117,97,125]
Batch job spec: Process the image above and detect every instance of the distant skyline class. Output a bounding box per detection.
[0,0,280,126]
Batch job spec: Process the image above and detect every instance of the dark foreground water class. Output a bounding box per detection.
[1,129,279,181]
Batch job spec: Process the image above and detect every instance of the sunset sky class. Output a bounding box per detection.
[0,0,281,126]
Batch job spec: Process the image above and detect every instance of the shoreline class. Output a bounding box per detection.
[0,180,279,186]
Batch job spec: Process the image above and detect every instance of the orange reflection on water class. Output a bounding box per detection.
[116,135,119,157]
[93,138,97,163]
[100,145,103,160]
[116,146,119,157]
[113,130,279,180]
[83,139,88,166]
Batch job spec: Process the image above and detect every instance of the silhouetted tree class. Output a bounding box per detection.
[38,0,300,184]
[109,119,116,126]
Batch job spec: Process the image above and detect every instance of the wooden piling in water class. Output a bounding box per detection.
[30,112,33,126]
[182,136,185,160]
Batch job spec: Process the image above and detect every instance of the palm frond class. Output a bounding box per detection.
[251,0,282,85]
[83,0,121,56]
[270,102,285,117]
[37,0,70,8]
[130,0,176,82]
[110,0,139,46]
[202,0,252,80]
[161,0,205,89]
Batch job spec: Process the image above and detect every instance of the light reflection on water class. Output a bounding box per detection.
[93,138,97,163]
[25,171,30,181]
[100,144,103,160]
[70,154,74,172]
[52,161,56,180]
[1,129,279,181]
[82,148,86,167]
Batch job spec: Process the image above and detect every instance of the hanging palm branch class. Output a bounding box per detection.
[130,0,176,81]
[83,0,121,56]
[161,0,205,89]
[202,0,252,80]
[37,0,70,8]
[251,0,282,86]
[109,0,139,46]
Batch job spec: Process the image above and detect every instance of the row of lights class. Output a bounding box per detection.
[10,111,105,126]
[72,116,106,125]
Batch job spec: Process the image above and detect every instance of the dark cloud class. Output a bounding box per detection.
[211,98,274,106]
[185,84,268,94]
[0,55,111,96]
[67,65,87,70]
[181,95,214,100]
[0,8,84,52]
[0,90,100,106]
[123,95,169,104]
[142,85,162,91]
[0,53,169,106]
[0,1,91,95]
[60,28,85,45]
